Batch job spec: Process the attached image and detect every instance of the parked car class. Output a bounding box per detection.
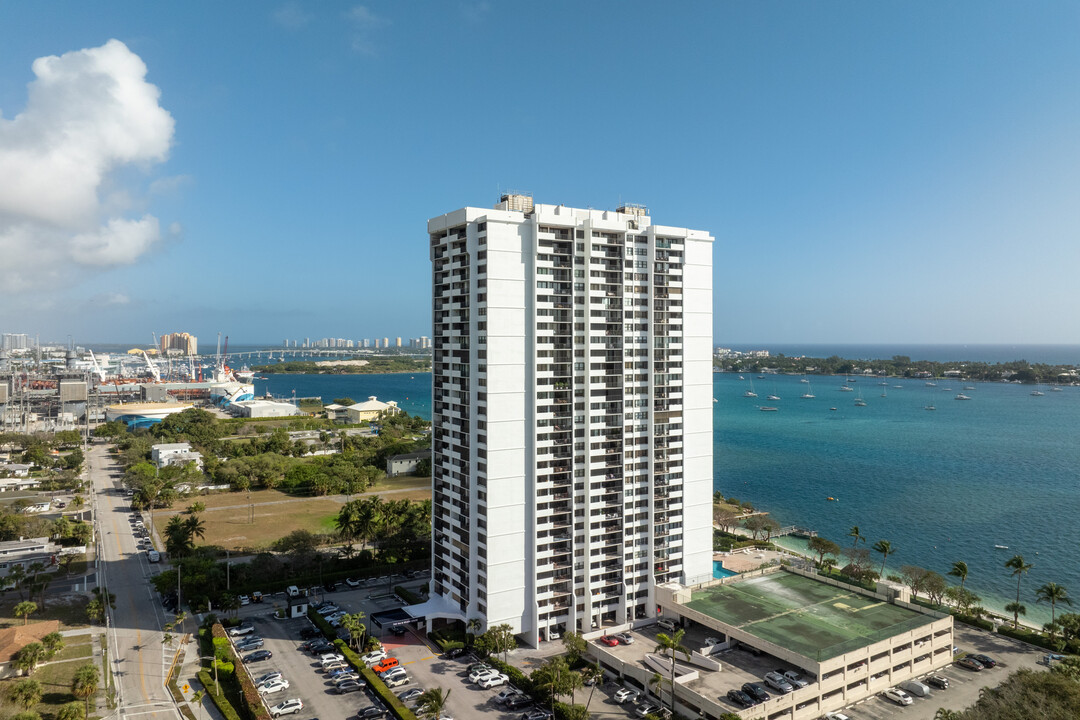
[268,699,303,717]
[385,675,410,688]
[704,636,723,646]
[255,671,283,685]
[505,694,533,710]
[726,689,755,708]
[657,618,677,632]
[477,673,509,689]
[613,632,634,645]
[598,635,619,647]
[319,652,345,664]
[258,679,290,695]
[494,688,524,704]
[469,668,499,684]
[345,577,363,587]
[635,703,660,718]
[925,674,950,690]
[382,667,408,682]
[899,679,932,697]
[613,688,640,704]
[764,671,794,694]
[236,638,264,652]
[243,650,272,663]
[331,672,360,684]
[389,625,407,636]
[398,688,425,702]
[316,604,340,616]
[467,663,491,674]
[228,624,255,637]
[239,595,251,606]
[373,657,400,674]
[956,656,985,671]
[742,682,770,703]
[520,711,551,720]
[443,648,466,659]
[824,713,851,720]
[970,654,997,668]
[336,680,365,694]
[883,687,914,706]
[324,581,340,592]
[359,706,387,719]
[321,661,348,674]
[781,670,808,688]
[251,591,263,603]
[361,650,388,665]
[298,626,321,640]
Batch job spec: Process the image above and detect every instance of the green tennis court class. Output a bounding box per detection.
[686,572,933,660]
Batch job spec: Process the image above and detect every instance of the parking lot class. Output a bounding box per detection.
[816,625,1047,720]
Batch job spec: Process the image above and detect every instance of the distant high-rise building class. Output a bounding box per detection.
[426,196,714,644]
[160,332,197,356]
[420,336,429,349]
[1,333,29,351]
[383,337,389,348]
[396,337,402,348]
[375,339,381,348]
[363,339,370,348]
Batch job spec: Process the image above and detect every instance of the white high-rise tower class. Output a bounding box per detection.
[427,195,713,645]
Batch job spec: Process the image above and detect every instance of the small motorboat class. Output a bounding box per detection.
[758,406,778,412]
[994,544,1009,550]
[826,497,838,502]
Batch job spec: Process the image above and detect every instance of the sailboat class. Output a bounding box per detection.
[880,385,888,398]
[1031,378,1045,397]
[839,384,854,392]
[767,384,781,401]
[744,378,757,398]
[800,379,815,399]
[854,388,867,407]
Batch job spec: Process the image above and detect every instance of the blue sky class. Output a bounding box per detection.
[1,1,1078,347]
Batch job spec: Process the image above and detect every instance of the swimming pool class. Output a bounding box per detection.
[713,561,738,579]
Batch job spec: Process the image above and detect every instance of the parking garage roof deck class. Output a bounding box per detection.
[686,572,933,660]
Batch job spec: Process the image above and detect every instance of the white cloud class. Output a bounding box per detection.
[0,39,175,293]
[346,5,390,55]
[91,291,130,306]
[273,2,312,30]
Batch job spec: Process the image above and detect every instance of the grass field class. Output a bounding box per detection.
[153,474,431,551]
[687,572,932,660]
[0,594,89,631]
[0,634,94,720]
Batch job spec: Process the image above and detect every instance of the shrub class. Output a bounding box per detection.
[307,607,337,640]
[954,613,995,631]
[428,626,466,651]
[198,670,243,720]
[394,585,423,605]
[211,623,269,720]
[997,624,1063,651]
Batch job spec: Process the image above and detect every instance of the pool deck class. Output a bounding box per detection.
[713,548,790,573]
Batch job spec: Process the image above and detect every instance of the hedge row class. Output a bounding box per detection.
[307,608,339,639]
[482,657,586,720]
[954,613,995,631]
[394,585,424,605]
[427,627,465,652]
[212,623,270,720]
[996,623,1065,651]
[330,637,418,720]
[198,670,244,720]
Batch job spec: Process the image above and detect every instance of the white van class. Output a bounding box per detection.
[147,550,161,563]
[286,585,300,598]
[898,680,931,697]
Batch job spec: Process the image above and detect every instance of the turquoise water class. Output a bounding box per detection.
[253,373,432,421]
[251,370,1079,625]
[713,562,739,579]
[714,372,1080,625]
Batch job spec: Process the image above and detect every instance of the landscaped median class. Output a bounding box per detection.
[307,607,418,720]
[199,622,271,720]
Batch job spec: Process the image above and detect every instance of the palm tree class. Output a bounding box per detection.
[466,617,483,645]
[848,525,864,548]
[184,514,206,544]
[9,678,43,709]
[14,601,38,626]
[649,671,671,707]
[580,661,604,714]
[1005,601,1026,629]
[948,560,969,592]
[1005,555,1033,605]
[655,627,690,718]
[14,643,46,676]
[934,710,963,720]
[72,664,100,717]
[872,539,893,577]
[56,702,84,720]
[1035,582,1072,628]
[415,688,451,720]
[821,557,837,575]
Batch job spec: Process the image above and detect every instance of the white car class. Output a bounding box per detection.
[883,687,914,706]
[469,668,499,683]
[613,688,640,704]
[704,636,723,646]
[258,679,290,695]
[361,650,387,665]
[255,672,283,685]
[228,624,255,637]
[477,673,509,689]
[269,699,303,717]
[825,714,851,720]
[319,652,345,664]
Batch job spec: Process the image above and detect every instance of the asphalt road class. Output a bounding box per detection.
[89,442,181,720]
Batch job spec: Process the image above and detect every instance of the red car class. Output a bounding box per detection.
[598,635,619,647]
